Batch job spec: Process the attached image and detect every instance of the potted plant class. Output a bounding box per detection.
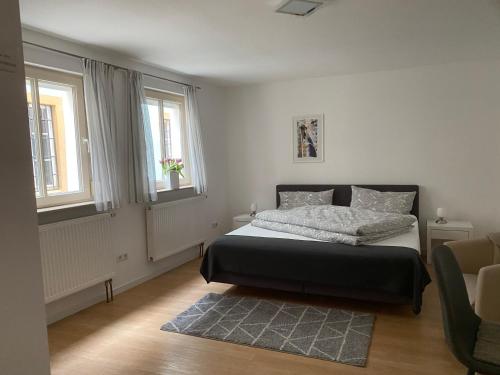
[160,158,184,190]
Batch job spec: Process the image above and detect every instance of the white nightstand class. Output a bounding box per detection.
[426,220,474,264]
[232,214,255,230]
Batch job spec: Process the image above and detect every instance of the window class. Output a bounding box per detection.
[145,89,191,189]
[25,65,92,208]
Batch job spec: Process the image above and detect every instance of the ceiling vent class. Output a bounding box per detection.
[276,0,323,17]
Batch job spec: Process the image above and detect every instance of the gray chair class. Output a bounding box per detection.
[433,245,500,375]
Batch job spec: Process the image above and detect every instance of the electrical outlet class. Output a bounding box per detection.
[211,221,218,229]
[117,253,128,263]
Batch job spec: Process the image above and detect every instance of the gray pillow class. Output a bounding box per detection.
[350,186,416,214]
[279,189,334,210]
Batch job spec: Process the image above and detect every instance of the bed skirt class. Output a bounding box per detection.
[200,235,431,314]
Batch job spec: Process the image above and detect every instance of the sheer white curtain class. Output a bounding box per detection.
[127,71,157,203]
[184,85,207,194]
[82,59,120,211]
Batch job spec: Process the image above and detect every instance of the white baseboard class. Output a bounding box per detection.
[114,248,198,295]
[46,247,198,325]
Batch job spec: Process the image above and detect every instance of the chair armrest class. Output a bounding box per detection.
[475,264,500,323]
[445,238,494,274]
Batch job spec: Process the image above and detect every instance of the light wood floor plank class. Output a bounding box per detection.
[48,258,465,375]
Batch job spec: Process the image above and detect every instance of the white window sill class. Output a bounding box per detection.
[37,201,98,226]
[155,185,197,204]
[37,200,95,214]
[157,185,194,194]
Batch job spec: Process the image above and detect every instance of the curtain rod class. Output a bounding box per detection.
[22,40,201,90]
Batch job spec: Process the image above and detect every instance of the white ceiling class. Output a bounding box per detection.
[19,0,500,86]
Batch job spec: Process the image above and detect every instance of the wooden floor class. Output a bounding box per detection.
[48,258,465,375]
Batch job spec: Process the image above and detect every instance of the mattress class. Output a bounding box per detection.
[228,216,421,253]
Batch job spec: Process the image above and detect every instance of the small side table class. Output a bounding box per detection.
[427,220,474,264]
[232,214,255,230]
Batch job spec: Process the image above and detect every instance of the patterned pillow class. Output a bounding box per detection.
[350,186,416,214]
[279,190,334,210]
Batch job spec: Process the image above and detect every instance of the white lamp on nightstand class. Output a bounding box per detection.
[436,207,448,224]
[250,202,257,217]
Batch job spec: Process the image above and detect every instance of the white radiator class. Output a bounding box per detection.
[39,213,115,303]
[146,196,205,262]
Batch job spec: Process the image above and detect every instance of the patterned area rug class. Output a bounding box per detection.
[161,293,375,366]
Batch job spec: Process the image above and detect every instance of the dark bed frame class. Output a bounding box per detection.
[205,184,423,313]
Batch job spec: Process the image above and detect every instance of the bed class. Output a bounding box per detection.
[200,184,431,314]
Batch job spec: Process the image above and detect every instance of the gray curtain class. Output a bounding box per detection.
[184,85,207,194]
[127,71,157,203]
[82,59,120,211]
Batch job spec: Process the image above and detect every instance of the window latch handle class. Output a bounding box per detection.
[82,138,90,153]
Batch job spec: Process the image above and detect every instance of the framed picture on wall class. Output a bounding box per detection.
[292,114,324,163]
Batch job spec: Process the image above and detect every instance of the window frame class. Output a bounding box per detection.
[25,65,92,209]
[38,103,59,191]
[144,88,191,190]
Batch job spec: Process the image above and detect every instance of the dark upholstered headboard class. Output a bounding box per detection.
[276,184,419,218]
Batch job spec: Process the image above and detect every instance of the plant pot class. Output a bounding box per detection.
[168,171,180,190]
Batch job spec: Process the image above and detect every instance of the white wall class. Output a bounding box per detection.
[226,60,500,243]
[0,2,50,374]
[22,29,230,323]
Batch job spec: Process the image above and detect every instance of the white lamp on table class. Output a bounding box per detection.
[436,207,448,224]
[250,202,257,217]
